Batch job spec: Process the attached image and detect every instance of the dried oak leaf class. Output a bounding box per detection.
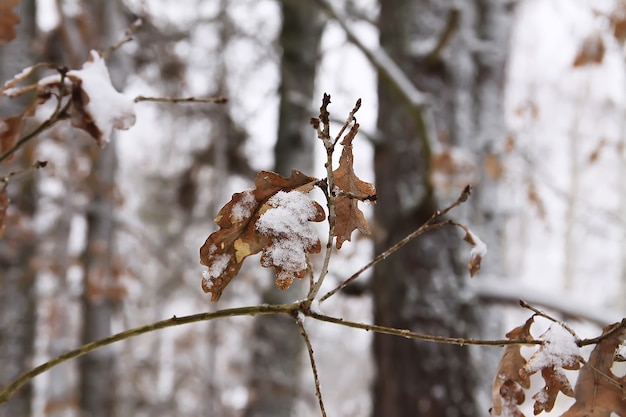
[332,122,376,249]
[463,227,487,277]
[521,324,581,415]
[69,79,101,143]
[561,322,626,417]
[199,170,324,301]
[490,318,533,416]
[0,0,21,45]
[0,102,36,163]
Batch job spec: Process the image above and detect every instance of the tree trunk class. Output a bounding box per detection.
[244,1,323,416]
[78,1,128,416]
[372,1,511,416]
[0,1,38,416]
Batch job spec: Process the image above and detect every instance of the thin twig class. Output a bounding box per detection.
[519,299,579,338]
[0,303,296,405]
[579,318,626,347]
[134,95,228,104]
[1,161,47,183]
[295,314,328,417]
[320,185,472,302]
[307,94,337,302]
[309,312,543,347]
[333,97,361,145]
[0,80,71,164]
[103,19,143,59]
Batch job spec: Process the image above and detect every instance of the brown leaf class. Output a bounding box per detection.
[69,79,103,145]
[573,33,605,67]
[527,182,546,221]
[463,227,487,277]
[199,170,324,301]
[485,152,504,180]
[0,0,21,45]
[332,123,376,248]
[610,6,626,44]
[587,138,607,165]
[521,324,580,414]
[532,367,574,414]
[0,102,35,162]
[0,188,9,239]
[490,318,533,416]
[561,322,626,417]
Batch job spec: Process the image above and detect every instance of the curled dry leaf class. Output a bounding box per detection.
[463,227,487,277]
[199,170,324,301]
[0,0,21,45]
[332,122,376,249]
[561,322,626,417]
[490,317,533,417]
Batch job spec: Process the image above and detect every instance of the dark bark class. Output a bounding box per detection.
[0,1,38,416]
[372,1,511,416]
[244,1,323,416]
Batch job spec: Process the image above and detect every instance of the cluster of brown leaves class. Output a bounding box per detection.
[199,118,376,301]
[0,0,21,45]
[199,170,325,301]
[491,318,626,417]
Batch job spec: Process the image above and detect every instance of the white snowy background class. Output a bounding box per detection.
[8,0,626,415]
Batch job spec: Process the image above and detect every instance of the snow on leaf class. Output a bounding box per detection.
[332,122,376,249]
[490,318,533,417]
[561,322,626,417]
[199,170,323,301]
[2,52,136,148]
[0,0,21,45]
[257,190,325,289]
[463,227,487,277]
[63,51,136,146]
[521,324,580,414]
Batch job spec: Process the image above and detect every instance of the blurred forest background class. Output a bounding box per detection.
[1,0,626,416]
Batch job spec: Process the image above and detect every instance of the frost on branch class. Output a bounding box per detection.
[332,122,376,249]
[0,0,21,45]
[199,170,325,301]
[1,50,136,150]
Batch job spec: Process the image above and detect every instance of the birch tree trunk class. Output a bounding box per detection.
[372,1,511,415]
[0,2,38,416]
[244,2,323,416]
